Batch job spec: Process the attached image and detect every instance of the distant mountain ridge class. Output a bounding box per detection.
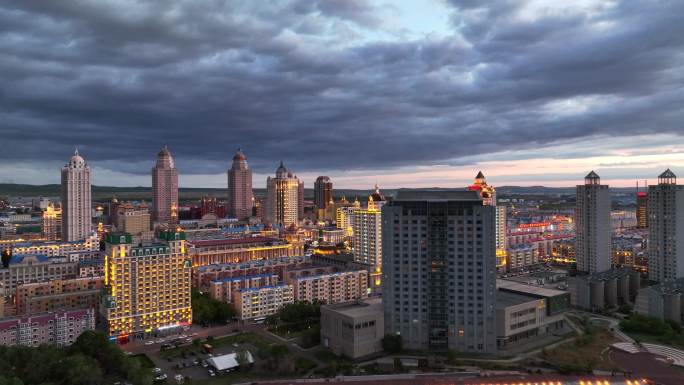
[0,183,639,200]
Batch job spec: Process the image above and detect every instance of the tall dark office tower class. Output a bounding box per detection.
[314,176,333,210]
[382,190,497,354]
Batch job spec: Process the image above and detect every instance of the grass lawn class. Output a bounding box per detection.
[539,327,621,373]
[211,332,272,350]
[270,327,304,340]
[159,332,273,359]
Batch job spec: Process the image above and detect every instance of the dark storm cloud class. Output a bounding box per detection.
[1,0,684,179]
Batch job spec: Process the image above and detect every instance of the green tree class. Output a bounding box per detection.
[57,354,103,385]
[382,334,402,353]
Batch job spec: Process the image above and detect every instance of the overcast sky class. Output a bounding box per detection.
[1,0,683,189]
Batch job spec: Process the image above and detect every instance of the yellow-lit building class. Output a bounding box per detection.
[336,198,360,237]
[351,185,385,288]
[100,230,192,340]
[42,202,62,241]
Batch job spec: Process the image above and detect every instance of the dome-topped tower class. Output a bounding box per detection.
[61,148,92,241]
[155,145,175,169]
[68,149,87,169]
[369,183,386,203]
[368,184,386,211]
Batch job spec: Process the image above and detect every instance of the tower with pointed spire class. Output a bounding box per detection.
[575,171,611,273]
[61,149,92,241]
[264,161,303,226]
[227,148,253,220]
[152,146,179,225]
[648,169,684,281]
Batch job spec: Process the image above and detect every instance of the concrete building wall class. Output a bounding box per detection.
[320,298,384,359]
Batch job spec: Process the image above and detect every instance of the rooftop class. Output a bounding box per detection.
[188,237,282,248]
[323,297,383,317]
[496,290,539,308]
[393,189,482,202]
[497,279,567,298]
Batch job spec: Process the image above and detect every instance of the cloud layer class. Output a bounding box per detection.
[1,0,683,187]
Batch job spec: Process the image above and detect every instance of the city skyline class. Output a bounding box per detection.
[1,1,684,188]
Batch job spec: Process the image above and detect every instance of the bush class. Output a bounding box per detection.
[301,325,321,348]
[620,314,675,336]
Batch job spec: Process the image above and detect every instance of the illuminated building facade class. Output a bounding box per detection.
[15,277,104,316]
[314,176,333,211]
[382,190,497,354]
[648,169,684,282]
[60,150,92,242]
[575,171,611,274]
[10,234,99,257]
[0,308,95,347]
[227,149,253,220]
[468,172,507,271]
[42,202,62,241]
[264,161,303,226]
[232,284,294,320]
[100,231,192,339]
[637,192,648,228]
[336,199,360,236]
[187,237,304,267]
[350,185,384,287]
[152,146,179,225]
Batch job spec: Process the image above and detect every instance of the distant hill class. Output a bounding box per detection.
[0,183,639,201]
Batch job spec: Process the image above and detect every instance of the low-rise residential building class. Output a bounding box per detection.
[0,308,95,347]
[320,297,383,359]
[0,255,78,294]
[15,277,104,316]
[9,234,99,257]
[78,258,105,277]
[506,244,540,272]
[285,266,368,304]
[208,274,280,303]
[232,284,294,320]
[187,237,304,267]
[192,256,310,289]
